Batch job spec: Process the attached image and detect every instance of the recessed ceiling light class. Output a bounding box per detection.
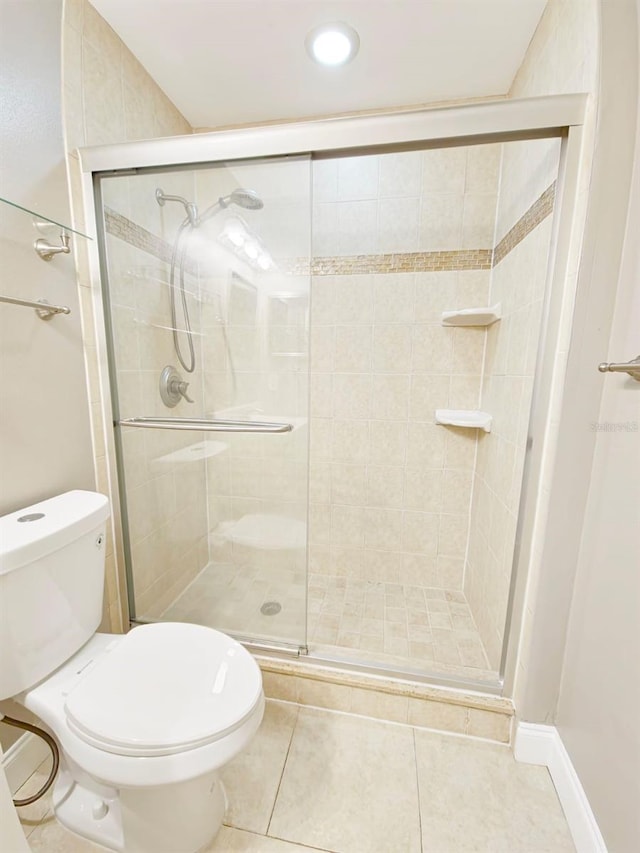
[305,22,360,67]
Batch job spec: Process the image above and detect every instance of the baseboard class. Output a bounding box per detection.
[514,722,607,853]
[1,732,50,795]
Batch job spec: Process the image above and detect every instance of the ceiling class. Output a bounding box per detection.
[90,0,547,129]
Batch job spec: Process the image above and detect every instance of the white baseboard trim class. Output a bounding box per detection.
[514,722,607,853]
[1,732,50,795]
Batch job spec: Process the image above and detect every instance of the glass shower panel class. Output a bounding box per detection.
[306,137,562,682]
[97,155,311,649]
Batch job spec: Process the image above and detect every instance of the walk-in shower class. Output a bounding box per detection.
[87,97,586,692]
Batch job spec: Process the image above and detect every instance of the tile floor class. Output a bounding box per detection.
[163,563,495,683]
[17,699,575,853]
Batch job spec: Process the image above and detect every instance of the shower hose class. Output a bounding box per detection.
[0,713,60,806]
[169,219,196,374]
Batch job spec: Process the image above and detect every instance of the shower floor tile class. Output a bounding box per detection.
[162,560,308,647]
[162,562,494,683]
[308,574,495,682]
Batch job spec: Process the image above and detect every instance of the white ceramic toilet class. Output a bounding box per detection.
[0,490,265,852]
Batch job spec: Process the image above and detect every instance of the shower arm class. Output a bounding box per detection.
[155,189,198,227]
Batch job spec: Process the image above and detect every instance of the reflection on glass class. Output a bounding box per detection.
[100,155,310,649]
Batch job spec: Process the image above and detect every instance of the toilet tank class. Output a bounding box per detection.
[0,491,110,700]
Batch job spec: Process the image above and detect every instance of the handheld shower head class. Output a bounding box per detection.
[198,188,264,224]
[226,188,264,211]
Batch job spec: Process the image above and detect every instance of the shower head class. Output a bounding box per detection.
[225,188,264,211]
[198,188,264,224]
[156,186,264,228]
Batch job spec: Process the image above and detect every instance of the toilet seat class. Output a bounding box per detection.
[63,622,263,758]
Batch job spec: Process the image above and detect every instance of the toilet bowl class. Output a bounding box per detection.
[0,491,265,852]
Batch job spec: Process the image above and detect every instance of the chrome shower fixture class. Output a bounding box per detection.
[155,189,198,227]
[156,185,264,376]
[201,188,264,222]
[155,187,263,228]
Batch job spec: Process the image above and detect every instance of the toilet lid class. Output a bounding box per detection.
[64,623,263,757]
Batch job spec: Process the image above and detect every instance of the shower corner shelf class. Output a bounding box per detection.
[435,409,493,433]
[441,303,501,327]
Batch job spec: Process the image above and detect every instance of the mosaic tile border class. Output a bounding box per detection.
[104,207,198,276]
[282,249,493,277]
[104,182,556,277]
[493,182,556,266]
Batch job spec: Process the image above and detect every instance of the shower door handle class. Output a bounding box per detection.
[117,417,294,433]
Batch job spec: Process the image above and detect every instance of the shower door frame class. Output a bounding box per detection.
[78,93,587,697]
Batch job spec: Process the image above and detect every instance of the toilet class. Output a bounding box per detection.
[0,490,264,853]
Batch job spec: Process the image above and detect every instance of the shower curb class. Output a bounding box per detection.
[256,656,513,744]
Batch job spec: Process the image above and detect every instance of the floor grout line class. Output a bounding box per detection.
[412,728,425,853]
[267,697,512,749]
[264,831,338,852]
[265,702,300,837]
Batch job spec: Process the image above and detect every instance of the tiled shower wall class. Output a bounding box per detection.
[101,173,210,620]
[464,139,561,668]
[308,146,500,588]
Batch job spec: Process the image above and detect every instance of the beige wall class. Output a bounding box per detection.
[0,0,95,754]
[555,36,640,843]
[0,0,95,520]
[526,1,639,849]
[62,0,193,629]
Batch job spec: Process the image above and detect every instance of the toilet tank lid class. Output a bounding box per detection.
[0,491,110,575]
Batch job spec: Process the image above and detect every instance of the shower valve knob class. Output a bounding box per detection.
[160,365,194,407]
[174,379,194,403]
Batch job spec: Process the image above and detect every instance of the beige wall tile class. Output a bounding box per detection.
[368,419,407,466]
[334,325,373,372]
[402,511,439,556]
[332,373,372,418]
[373,274,416,322]
[373,324,413,372]
[372,373,411,420]
[331,463,367,506]
[331,418,369,462]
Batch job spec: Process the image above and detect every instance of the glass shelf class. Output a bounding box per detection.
[0,195,91,239]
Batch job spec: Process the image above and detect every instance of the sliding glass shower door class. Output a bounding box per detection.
[95,155,311,650]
